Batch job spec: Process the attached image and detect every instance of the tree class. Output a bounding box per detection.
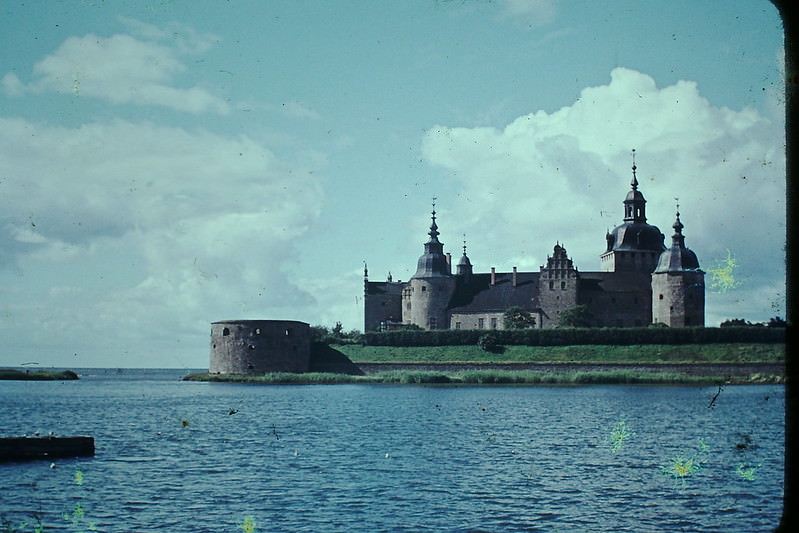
[768,316,787,328]
[503,306,535,329]
[720,318,757,327]
[558,305,593,328]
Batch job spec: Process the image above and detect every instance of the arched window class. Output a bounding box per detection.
[222,327,230,336]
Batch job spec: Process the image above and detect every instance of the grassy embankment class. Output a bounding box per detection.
[183,369,781,385]
[183,343,785,385]
[0,369,79,380]
[333,342,785,363]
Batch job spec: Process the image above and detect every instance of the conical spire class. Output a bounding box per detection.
[412,198,451,278]
[427,198,440,243]
[457,235,472,276]
[671,202,686,248]
[655,204,700,272]
[623,149,647,223]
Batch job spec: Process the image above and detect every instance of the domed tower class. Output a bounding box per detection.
[600,152,666,273]
[651,208,705,327]
[403,201,456,329]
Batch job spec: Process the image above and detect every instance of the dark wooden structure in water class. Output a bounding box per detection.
[0,436,95,461]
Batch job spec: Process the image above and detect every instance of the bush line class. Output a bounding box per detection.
[363,326,785,347]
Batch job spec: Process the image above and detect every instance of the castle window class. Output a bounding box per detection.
[222,327,230,336]
[254,328,261,335]
[285,329,291,336]
[429,317,437,329]
[478,318,484,329]
[491,318,498,329]
[549,281,554,290]
[659,294,664,300]
[249,344,256,350]
[421,286,427,292]
[561,281,566,290]
[455,322,461,330]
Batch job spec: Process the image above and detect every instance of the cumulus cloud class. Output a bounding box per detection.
[5,23,229,114]
[497,0,557,27]
[422,67,785,324]
[0,117,325,364]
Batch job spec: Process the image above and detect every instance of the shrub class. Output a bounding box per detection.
[477,332,504,353]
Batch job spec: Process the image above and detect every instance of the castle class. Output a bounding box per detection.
[364,159,705,331]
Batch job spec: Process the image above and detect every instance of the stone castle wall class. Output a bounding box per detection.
[209,320,311,374]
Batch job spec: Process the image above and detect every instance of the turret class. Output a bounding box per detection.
[652,207,705,327]
[403,200,456,329]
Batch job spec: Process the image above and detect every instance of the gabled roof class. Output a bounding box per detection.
[448,272,540,313]
[365,281,403,296]
[578,271,652,293]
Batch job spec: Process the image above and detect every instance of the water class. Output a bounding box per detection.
[0,370,785,532]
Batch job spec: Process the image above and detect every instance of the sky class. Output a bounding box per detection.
[0,0,786,368]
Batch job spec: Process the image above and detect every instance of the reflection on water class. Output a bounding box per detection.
[0,371,784,532]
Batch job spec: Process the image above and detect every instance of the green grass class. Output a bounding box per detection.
[184,369,783,386]
[0,369,79,380]
[332,343,784,364]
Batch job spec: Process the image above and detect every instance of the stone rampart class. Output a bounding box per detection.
[209,320,311,374]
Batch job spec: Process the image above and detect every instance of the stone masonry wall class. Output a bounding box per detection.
[209,320,311,374]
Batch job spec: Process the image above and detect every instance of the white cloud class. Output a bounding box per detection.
[7,25,229,114]
[497,0,557,27]
[422,67,786,324]
[0,117,325,366]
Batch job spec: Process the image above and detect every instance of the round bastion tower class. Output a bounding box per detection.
[209,320,311,374]
[403,203,456,329]
[651,209,705,327]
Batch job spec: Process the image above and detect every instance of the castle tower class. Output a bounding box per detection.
[403,201,456,329]
[651,208,705,327]
[600,152,666,273]
[456,237,473,281]
[538,243,579,328]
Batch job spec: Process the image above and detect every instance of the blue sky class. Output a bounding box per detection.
[0,0,785,368]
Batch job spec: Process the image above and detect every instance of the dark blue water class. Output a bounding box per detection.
[0,370,784,532]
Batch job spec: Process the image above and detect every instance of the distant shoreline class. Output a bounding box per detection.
[0,369,79,381]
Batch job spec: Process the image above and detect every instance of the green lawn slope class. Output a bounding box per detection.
[332,343,784,364]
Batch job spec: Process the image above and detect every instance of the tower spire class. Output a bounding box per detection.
[623,149,646,222]
[428,196,440,242]
[413,197,450,278]
[456,233,472,276]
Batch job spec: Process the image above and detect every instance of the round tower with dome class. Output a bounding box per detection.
[651,207,705,326]
[402,201,456,329]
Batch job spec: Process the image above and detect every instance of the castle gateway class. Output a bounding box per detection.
[364,162,704,331]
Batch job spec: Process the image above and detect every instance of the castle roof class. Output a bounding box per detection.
[448,272,540,313]
[654,210,701,273]
[605,154,665,254]
[577,271,652,293]
[412,201,452,278]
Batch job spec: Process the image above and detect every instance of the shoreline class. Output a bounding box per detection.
[185,361,785,385]
[353,361,785,377]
